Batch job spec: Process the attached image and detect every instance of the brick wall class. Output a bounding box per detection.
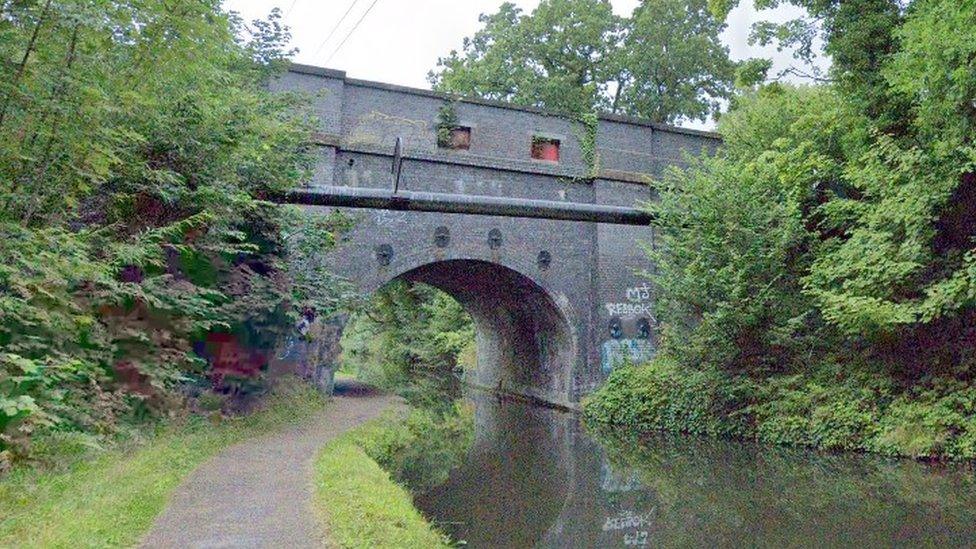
[273,64,720,408]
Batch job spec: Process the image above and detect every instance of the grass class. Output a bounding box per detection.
[312,416,451,548]
[0,380,331,548]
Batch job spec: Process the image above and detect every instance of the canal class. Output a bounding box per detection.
[401,388,976,547]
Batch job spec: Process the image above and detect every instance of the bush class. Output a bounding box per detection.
[0,3,339,460]
[647,86,860,373]
[340,282,474,408]
[355,403,474,493]
[584,359,976,460]
[872,381,976,459]
[583,359,751,438]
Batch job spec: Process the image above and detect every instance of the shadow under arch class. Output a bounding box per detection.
[385,259,577,407]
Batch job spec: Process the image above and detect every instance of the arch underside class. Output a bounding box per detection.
[393,259,576,407]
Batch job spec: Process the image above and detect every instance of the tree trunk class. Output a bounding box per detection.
[0,0,54,132]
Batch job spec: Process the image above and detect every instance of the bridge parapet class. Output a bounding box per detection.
[271,64,721,407]
[272,64,719,193]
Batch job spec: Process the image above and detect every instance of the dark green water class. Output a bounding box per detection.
[410,389,976,548]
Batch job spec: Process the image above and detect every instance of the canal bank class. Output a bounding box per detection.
[583,358,976,461]
[366,385,976,547]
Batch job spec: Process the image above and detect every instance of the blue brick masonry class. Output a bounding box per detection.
[271,63,720,409]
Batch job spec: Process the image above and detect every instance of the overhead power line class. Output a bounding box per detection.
[324,0,382,65]
[284,0,299,18]
[312,0,360,58]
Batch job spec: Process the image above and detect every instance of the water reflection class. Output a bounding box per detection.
[411,389,976,548]
[415,392,570,547]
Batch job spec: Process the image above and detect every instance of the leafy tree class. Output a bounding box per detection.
[650,0,976,378]
[429,0,738,123]
[429,0,619,116]
[710,0,906,125]
[614,0,736,123]
[802,0,976,374]
[341,282,474,409]
[0,1,335,459]
[650,85,862,372]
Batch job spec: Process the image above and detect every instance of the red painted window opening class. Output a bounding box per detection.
[447,127,471,150]
[531,137,560,162]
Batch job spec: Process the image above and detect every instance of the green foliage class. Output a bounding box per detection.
[593,0,976,460]
[650,148,817,371]
[340,282,474,408]
[0,378,330,547]
[430,0,618,117]
[355,403,475,494]
[583,360,752,437]
[747,365,892,451]
[647,85,871,372]
[616,0,736,123]
[435,100,461,148]
[714,0,903,109]
[734,58,772,88]
[803,137,961,338]
[585,360,976,459]
[885,0,976,147]
[719,84,870,163]
[0,2,336,459]
[575,110,600,176]
[429,0,738,123]
[313,423,452,549]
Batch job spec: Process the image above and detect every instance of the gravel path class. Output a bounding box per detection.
[140,380,399,548]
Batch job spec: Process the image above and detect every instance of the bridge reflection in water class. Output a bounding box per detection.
[414,389,976,548]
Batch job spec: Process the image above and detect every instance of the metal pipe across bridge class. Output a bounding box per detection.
[279,187,654,226]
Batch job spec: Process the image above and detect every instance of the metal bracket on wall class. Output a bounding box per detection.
[391,137,404,194]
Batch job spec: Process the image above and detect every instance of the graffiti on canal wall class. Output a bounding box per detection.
[601,338,655,374]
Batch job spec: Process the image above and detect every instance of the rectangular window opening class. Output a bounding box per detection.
[531,137,560,162]
[439,126,471,150]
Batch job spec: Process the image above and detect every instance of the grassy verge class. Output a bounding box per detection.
[312,415,452,549]
[0,380,330,548]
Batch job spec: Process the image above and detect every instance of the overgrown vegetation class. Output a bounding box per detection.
[0,2,337,464]
[585,360,976,458]
[340,281,474,410]
[435,100,461,149]
[585,0,976,460]
[312,408,471,549]
[0,379,330,547]
[356,402,474,494]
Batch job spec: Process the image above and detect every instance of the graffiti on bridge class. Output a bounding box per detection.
[601,339,655,374]
[604,283,653,317]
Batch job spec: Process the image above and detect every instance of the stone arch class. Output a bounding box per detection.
[283,206,589,407]
[380,259,577,406]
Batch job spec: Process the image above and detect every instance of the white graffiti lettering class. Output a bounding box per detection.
[604,302,654,316]
[625,283,652,303]
[375,209,408,228]
[624,531,649,546]
[602,510,655,531]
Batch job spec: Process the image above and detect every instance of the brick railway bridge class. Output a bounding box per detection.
[272,64,720,409]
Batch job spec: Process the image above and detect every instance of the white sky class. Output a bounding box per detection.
[224,0,827,129]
